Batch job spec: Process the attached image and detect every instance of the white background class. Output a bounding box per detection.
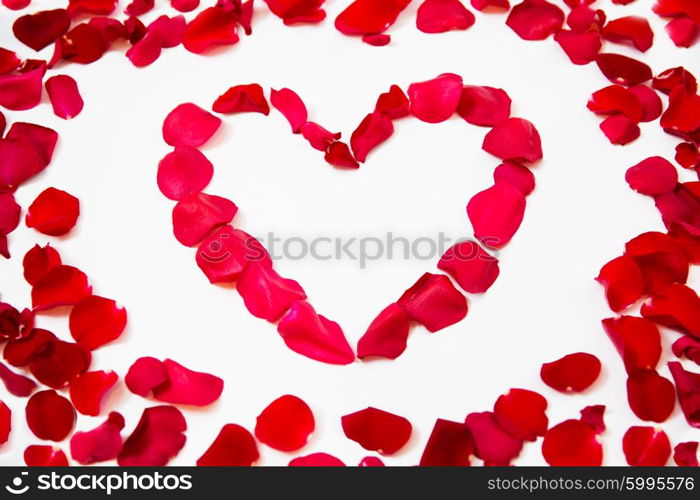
[0,0,699,466]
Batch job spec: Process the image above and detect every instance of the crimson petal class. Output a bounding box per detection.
[506,0,564,40]
[596,53,652,86]
[457,86,511,127]
[70,412,124,464]
[0,362,36,397]
[182,7,239,54]
[540,352,601,393]
[668,362,700,428]
[196,225,271,283]
[623,426,671,466]
[595,255,645,311]
[69,370,118,416]
[26,390,75,441]
[641,283,700,339]
[24,445,69,466]
[237,262,306,322]
[482,117,542,163]
[375,85,410,119]
[289,453,345,466]
[334,0,411,36]
[416,0,475,34]
[264,0,326,25]
[580,405,606,434]
[554,30,602,65]
[26,187,80,236]
[118,406,187,466]
[674,442,699,467]
[213,83,270,115]
[197,423,259,466]
[493,388,548,441]
[255,394,315,451]
[493,161,535,196]
[438,240,500,293]
[419,419,473,466]
[672,335,700,365]
[157,146,214,201]
[45,75,83,120]
[341,407,412,455]
[13,9,71,51]
[625,157,678,197]
[626,369,676,423]
[467,182,526,248]
[172,193,238,247]
[163,103,222,148]
[464,411,523,465]
[152,359,223,407]
[602,316,661,375]
[542,419,603,466]
[270,88,307,133]
[407,73,463,123]
[350,112,394,163]
[397,272,467,332]
[357,303,410,359]
[602,16,654,52]
[31,265,92,311]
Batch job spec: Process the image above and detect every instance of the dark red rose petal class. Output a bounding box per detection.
[157,146,214,201]
[0,401,9,444]
[540,352,601,393]
[676,142,700,169]
[255,394,315,451]
[289,453,345,466]
[237,261,306,322]
[602,316,661,375]
[602,16,654,52]
[0,192,20,235]
[625,157,678,197]
[126,31,163,68]
[397,272,468,332]
[596,53,652,86]
[51,24,107,66]
[3,0,30,10]
[629,85,662,122]
[196,225,271,283]
[416,0,475,34]
[6,121,58,167]
[324,141,359,169]
[277,300,355,365]
[599,114,641,145]
[24,445,69,466]
[3,328,56,367]
[172,193,238,247]
[654,184,700,231]
[12,9,71,51]
[118,405,187,466]
[45,75,83,120]
[70,412,124,464]
[0,138,44,190]
[0,303,31,341]
[457,86,511,127]
[438,240,500,293]
[172,0,199,11]
[587,85,643,122]
[407,73,463,123]
[28,339,91,389]
[69,370,118,416]
[627,369,676,422]
[674,442,699,467]
[641,283,700,339]
[26,390,75,441]
[471,0,509,10]
[163,103,222,148]
[300,122,341,151]
[464,411,523,465]
[264,0,326,25]
[123,16,147,44]
[669,223,700,264]
[493,388,548,441]
[467,182,526,248]
[23,244,61,286]
[554,30,602,65]
[362,33,391,46]
[334,0,411,36]
[69,296,126,350]
[342,407,412,455]
[350,112,394,163]
[666,17,699,48]
[374,84,410,119]
[419,418,473,466]
[668,361,700,428]
[579,405,606,434]
[0,63,45,111]
[661,87,700,140]
[672,335,700,364]
[0,362,36,397]
[31,265,92,311]
[359,456,385,466]
[506,0,564,40]
[623,426,671,466]
[88,17,128,46]
[270,88,307,133]
[125,0,153,16]
[542,419,603,466]
[67,0,118,16]
[148,15,186,48]
[149,359,223,407]
[198,424,259,466]
[482,117,542,163]
[25,187,80,236]
[493,161,535,196]
[183,7,239,53]
[625,231,688,292]
[213,83,270,115]
[357,303,410,359]
[653,66,697,95]
[125,357,168,397]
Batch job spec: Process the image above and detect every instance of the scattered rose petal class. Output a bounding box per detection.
[493,388,548,441]
[493,161,535,195]
[362,33,391,46]
[172,0,199,11]
[554,30,602,65]
[69,296,126,350]
[147,359,224,407]
[172,193,238,247]
[183,7,239,53]
[69,370,118,416]
[407,73,463,123]
[666,17,699,48]
[625,157,678,197]
[324,141,359,169]
[596,53,653,86]
[0,192,20,237]
[669,223,700,264]
[602,16,654,52]
[467,182,526,248]
[668,361,700,428]
[70,412,124,464]
[0,362,36,397]
[580,405,605,434]
[542,419,603,466]
[482,117,542,163]
[673,335,700,365]
[26,390,75,441]
[602,316,661,375]
[213,83,269,115]
[158,146,214,201]
[3,0,30,10]
[300,122,341,151]
[0,401,9,444]
[270,88,307,133]
[23,244,61,286]
[6,121,58,167]
[471,0,509,10]
[674,442,699,467]
[457,86,511,126]
[196,225,271,283]
[334,0,411,36]
[465,411,523,465]
[625,231,689,293]
[627,369,676,422]
[277,301,355,364]
[587,85,643,122]
[125,0,153,16]
[676,142,700,169]
[163,103,222,148]
[506,0,564,40]
[125,357,168,397]
[419,419,473,466]
[31,265,92,311]
[397,272,468,332]
[28,339,91,389]
[197,423,259,466]
[438,240,500,293]
[126,31,163,68]
[255,394,315,451]
[24,445,69,466]
[25,187,80,236]
[629,85,663,122]
[51,24,107,66]
[661,87,700,140]
[3,328,56,367]
[67,0,118,16]
[0,63,45,111]
[289,453,345,466]
[88,17,128,46]
[653,66,697,95]
[237,262,306,322]
[416,0,475,34]
[540,352,601,393]
[264,0,326,25]
[357,304,410,359]
[350,112,394,163]
[148,15,186,48]
[623,426,671,466]
[641,283,700,339]
[374,85,410,119]
[342,407,412,455]
[118,406,187,466]
[359,456,385,466]
[12,9,71,51]
[600,115,641,145]
[0,302,32,341]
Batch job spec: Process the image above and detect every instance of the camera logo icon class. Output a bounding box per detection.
[5,472,29,495]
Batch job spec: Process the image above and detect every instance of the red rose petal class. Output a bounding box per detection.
[669,223,700,264]
[407,73,463,123]
[471,0,509,10]
[580,405,606,434]
[655,183,700,231]
[125,0,153,16]
[26,390,75,441]
[0,63,45,111]
[264,0,326,25]
[28,339,91,389]
[493,388,548,441]
[197,423,259,466]
[416,0,475,34]
[397,272,468,332]
[3,0,30,10]
[419,418,473,466]
[464,411,523,465]
[237,261,306,322]
[602,316,661,375]
[625,157,678,197]
[334,0,411,36]
[123,17,147,44]
[51,24,107,66]
[0,362,36,397]
[300,122,341,151]
[629,85,663,122]
[183,7,239,54]
[653,66,697,95]
[270,88,307,133]
[148,15,186,48]
[674,442,699,467]
[3,328,56,367]
[641,283,700,339]
[599,114,641,145]
[362,33,391,46]
[126,31,163,68]
[324,141,359,169]
[359,456,385,466]
[676,142,700,169]
[23,244,61,286]
[375,85,410,119]
[12,9,71,51]
[0,49,15,75]
[602,16,654,52]
[596,53,652,86]
[438,240,500,293]
[0,139,43,191]
[467,182,526,248]
[45,74,83,120]
[157,146,214,201]
[25,187,80,236]
[506,0,564,40]
[627,369,676,422]
[289,453,345,466]
[342,407,412,455]
[625,231,688,292]
[31,265,92,311]
[150,359,223,407]
[172,193,238,247]
[24,445,69,466]
[673,335,700,364]
[623,426,671,466]
[0,191,20,234]
[88,17,128,46]
[60,293,123,351]
[255,394,315,451]
[554,30,602,65]
[213,83,270,115]
[6,121,58,167]
[196,225,271,283]
[67,0,117,16]
[666,17,699,48]
[163,103,222,148]
[350,112,394,163]
[540,352,601,393]
[0,401,9,445]
[542,419,603,466]
[125,357,168,397]
[118,406,187,466]
[661,87,700,140]
[482,117,542,163]
[668,361,700,428]
[172,0,199,11]
[69,370,118,416]
[493,161,535,195]
[277,300,355,364]
[70,412,124,464]
[357,303,410,359]
[587,85,643,122]
[457,86,511,127]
